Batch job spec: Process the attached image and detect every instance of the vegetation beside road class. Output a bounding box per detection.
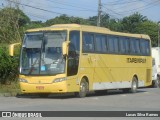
[0,82,20,96]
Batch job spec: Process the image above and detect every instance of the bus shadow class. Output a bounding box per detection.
[87,89,147,98]
[16,93,76,99]
[16,89,147,99]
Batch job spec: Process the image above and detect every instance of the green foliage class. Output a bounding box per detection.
[45,14,90,26]
[0,45,19,84]
[121,12,148,33]
[0,7,30,44]
[134,21,158,47]
[24,21,45,29]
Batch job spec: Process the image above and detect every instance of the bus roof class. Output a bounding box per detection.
[26,24,150,40]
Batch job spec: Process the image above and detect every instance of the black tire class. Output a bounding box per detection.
[95,90,108,95]
[75,78,88,98]
[123,88,130,93]
[130,77,138,93]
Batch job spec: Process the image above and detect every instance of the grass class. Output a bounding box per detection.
[0,81,21,96]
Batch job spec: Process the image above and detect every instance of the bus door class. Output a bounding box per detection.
[66,31,80,92]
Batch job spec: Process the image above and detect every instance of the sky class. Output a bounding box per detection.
[0,0,160,22]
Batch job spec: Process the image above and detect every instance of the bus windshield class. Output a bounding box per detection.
[20,31,66,75]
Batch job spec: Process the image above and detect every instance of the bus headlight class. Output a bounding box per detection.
[19,78,28,83]
[53,77,67,83]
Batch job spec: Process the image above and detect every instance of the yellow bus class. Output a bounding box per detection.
[10,24,152,97]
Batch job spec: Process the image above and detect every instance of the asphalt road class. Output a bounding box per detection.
[0,87,159,120]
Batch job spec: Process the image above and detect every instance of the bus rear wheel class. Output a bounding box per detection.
[130,77,138,93]
[75,78,88,98]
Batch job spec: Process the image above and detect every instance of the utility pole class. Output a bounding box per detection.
[97,0,101,27]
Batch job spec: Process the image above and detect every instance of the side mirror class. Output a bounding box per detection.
[62,41,70,56]
[9,43,21,56]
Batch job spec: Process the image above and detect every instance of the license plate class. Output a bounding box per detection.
[36,86,44,90]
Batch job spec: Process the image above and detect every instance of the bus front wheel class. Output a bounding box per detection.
[75,78,88,98]
[131,77,138,93]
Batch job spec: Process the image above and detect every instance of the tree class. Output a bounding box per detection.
[134,21,158,47]
[0,7,30,43]
[45,14,71,26]
[45,14,89,26]
[121,12,148,33]
[24,21,44,29]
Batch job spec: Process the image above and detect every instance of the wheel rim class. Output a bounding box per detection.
[132,81,137,90]
[80,82,86,94]
[131,79,138,93]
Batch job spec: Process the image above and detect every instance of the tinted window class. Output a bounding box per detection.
[135,39,140,54]
[140,39,150,56]
[119,37,129,54]
[95,35,102,52]
[95,35,107,52]
[108,36,114,53]
[130,38,136,54]
[145,40,150,55]
[82,32,94,52]
[108,36,119,53]
[114,37,119,53]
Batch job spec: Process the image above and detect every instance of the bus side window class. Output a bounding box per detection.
[108,36,119,54]
[95,34,102,52]
[108,36,115,53]
[130,38,136,54]
[95,34,107,53]
[135,39,140,54]
[119,37,130,54]
[140,39,150,56]
[119,37,126,54]
[114,37,119,53]
[125,38,130,54]
[145,40,150,55]
[82,32,94,52]
[102,36,107,52]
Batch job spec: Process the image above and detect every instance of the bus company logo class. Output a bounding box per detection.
[127,58,146,63]
[2,112,11,117]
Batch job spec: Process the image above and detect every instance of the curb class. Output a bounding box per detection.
[0,92,18,97]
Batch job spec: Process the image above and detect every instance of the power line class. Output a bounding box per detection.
[102,5,124,17]
[103,0,160,16]
[103,0,140,6]
[6,0,63,15]
[117,0,160,14]
[6,0,98,21]
[46,0,97,12]
[26,0,97,13]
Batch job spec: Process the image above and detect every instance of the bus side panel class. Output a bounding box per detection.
[79,54,96,91]
[92,54,152,90]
